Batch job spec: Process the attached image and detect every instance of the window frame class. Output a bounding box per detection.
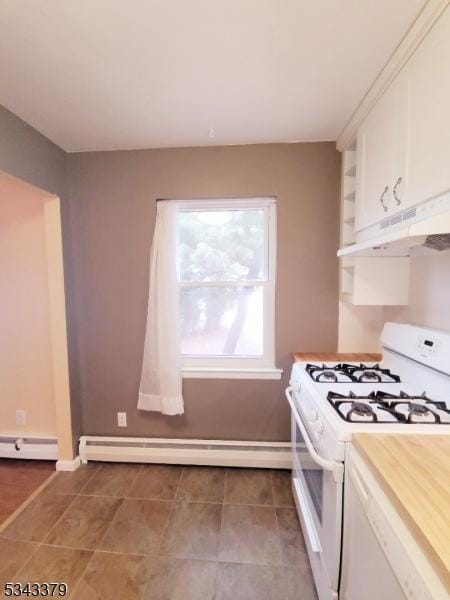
[175,197,281,380]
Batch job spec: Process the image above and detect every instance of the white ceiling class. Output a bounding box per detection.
[0,0,426,152]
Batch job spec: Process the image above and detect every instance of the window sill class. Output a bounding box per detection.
[182,367,283,380]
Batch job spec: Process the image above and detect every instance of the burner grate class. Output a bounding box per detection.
[327,390,450,424]
[306,363,400,383]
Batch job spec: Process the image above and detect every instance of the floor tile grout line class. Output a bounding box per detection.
[2,470,296,511]
[224,467,276,507]
[75,464,103,496]
[63,545,97,599]
[63,489,295,508]
[270,469,277,507]
[93,499,130,553]
[174,465,187,501]
[174,466,226,504]
[220,467,226,504]
[89,497,126,553]
[274,505,290,600]
[41,464,98,497]
[39,540,148,556]
[77,462,143,497]
[4,535,293,567]
[2,471,58,586]
[2,493,79,554]
[74,463,100,494]
[5,539,42,584]
[87,462,145,552]
[223,467,230,504]
[139,468,185,596]
[131,463,144,487]
[152,466,184,558]
[216,495,226,575]
[39,493,89,547]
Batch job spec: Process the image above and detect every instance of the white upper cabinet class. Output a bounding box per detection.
[355,76,406,232]
[406,6,450,208]
[391,67,410,211]
[354,5,450,235]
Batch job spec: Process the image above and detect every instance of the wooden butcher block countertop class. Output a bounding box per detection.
[292,352,382,362]
[354,434,450,591]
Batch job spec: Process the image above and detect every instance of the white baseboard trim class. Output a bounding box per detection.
[0,435,57,460]
[56,456,81,471]
[79,436,292,469]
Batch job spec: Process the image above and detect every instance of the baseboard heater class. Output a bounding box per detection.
[79,436,292,469]
[0,436,58,460]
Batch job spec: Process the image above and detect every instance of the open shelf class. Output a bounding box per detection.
[344,190,356,201]
[340,291,354,303]
[340,146,356,300]
[345,163,356,177]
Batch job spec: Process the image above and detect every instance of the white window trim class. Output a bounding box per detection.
[177,197,279,380]
[182,367,283,380]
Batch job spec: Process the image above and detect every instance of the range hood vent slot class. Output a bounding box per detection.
[403,207,417,221]
[424,234,450,251]
[378,206,417,231]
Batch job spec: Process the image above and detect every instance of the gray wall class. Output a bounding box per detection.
[0,104,341,443]
[67,143,341,441]
[0,105,81,451]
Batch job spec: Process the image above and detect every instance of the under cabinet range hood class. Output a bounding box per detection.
[338,191,450,257]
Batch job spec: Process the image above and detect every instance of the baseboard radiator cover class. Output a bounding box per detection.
[0,435,58,460]
[79,436,292,469]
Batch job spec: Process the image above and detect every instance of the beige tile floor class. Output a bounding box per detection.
[0,464,317,600]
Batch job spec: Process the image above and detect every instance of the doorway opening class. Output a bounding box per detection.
[0,171,74,467]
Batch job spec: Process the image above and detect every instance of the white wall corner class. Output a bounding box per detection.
[56,456,81,471]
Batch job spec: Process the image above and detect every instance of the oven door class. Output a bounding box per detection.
[286,386,344,600]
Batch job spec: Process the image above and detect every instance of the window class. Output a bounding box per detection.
[176,198,280,379]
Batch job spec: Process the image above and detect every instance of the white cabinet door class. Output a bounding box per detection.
[405,6,450,208]
[341,467,406,600]
[355,84,396,232]
[391,67,411,212]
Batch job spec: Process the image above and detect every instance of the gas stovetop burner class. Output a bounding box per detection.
[306,363,400,383]
[327,391,450,424]
[306,364,353,382]
[321,370,338,382]
[409,403,431,416]
[359,371,381,382]
[377,391,450,424]
[348,402,377,422]
[352,402,375,416]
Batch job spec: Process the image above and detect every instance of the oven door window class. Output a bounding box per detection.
[293,421,324,524]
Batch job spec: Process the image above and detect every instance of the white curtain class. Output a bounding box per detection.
[138,201,184,415]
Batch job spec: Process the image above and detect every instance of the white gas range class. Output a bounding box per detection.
[285,322,450,600]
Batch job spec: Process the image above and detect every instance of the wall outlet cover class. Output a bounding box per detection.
[16,410,26,426]
[117,412,127,427]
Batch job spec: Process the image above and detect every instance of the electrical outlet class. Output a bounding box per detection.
[16,410,26,426]
[117,412,127,427]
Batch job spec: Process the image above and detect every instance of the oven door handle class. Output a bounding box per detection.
[286,387,344,484]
